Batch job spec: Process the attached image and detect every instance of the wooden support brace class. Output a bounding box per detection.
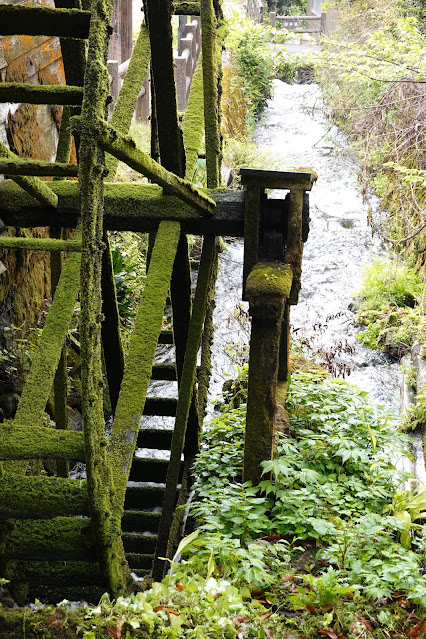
[201,0,221,188]
[0,141,58,209]
[243,263,293,485]
[153,234,216,580]
[182,54,205,181]
[89,118,215,215]
[107,221,180,581]
[0,83,84,105]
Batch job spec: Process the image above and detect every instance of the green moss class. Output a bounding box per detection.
[0,237,80,251]
[89,118,215,214]
[3,516,95,559]
[173,1,200,15]
[201,0,220,187]
[11,250,80,431]
[108,221,181,582]
[153,234,215,579]
[106,25,151,179]
[182,55,205,181]
[0,475,89,518]
[0,424,85,461]
[246,263,293,312]
[0,141,58,208]
[0,83,83,105]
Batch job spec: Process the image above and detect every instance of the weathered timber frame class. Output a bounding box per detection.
[0,0,226,602]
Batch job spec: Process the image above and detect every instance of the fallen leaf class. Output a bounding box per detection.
[321,603,334,613]
[175,582,184,592]
[306,604,316,615]
[265,630,274,639]
[318,630,338,639]
[154,605,164,612]
[166,608,180,616]
[259,612,273,621]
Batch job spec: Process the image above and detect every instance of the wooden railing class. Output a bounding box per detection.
[108,16,201,121]
[268,1,338,38]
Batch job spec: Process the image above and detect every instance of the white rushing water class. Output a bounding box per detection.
[211,80,402,413]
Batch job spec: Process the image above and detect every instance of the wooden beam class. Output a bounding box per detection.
[0,5,91,39]
[0,83,84,105]
[0,159,78,177]
[0,181,245,235]
[0,237,81,251]
[0,424,85,462]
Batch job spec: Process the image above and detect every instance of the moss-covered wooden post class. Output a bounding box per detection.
[243,263,293,485]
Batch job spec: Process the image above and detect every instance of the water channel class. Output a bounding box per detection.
[211,79,426,482]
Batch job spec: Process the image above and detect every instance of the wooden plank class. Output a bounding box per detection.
[239,167,316,190]
[0,6,91,39]
[2,37,62,78]
[0,236,81,250]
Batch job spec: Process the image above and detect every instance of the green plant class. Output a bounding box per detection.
[111,244,139,324]
[384,486,426,548]
[355,258,426,354]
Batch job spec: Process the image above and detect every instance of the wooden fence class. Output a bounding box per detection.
[108,16,201,121]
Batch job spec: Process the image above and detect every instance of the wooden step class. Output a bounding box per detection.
[0,5,91,39]
[4,560,102,586]
[0,83,84,105]
[122,532,158,554]
[122,509,161,533]
[0,476,89,519]
[124,483,166,510]
[158,329,174,344]
[26,584,106,605]
[137,427,173,450]
[151,363,177,381]
[0,424,85,461]
[130,457,182,484]
[3,517,95,561]
[125,553,155,570]
[143,397,177,416]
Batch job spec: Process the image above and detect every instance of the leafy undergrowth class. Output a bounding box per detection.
[355,257,426,358]
[3,372,426,637]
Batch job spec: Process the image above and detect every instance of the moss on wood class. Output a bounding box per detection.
[246,262,293,316]
[173,1,200,14]
[0,237,81,251]
[107,220,180,587]
[0,141,58,208]
[0,424,85,461]
[3,517,94,560]
[0,159,77,177]
[0,83,83,105]
[87,118,215,214]
[0,475,89,518]
[153,234,215,579]
[105,25,151,179]
[182,55,205,181]
[0,5,90,38]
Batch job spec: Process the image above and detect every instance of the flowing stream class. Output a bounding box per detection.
[211,79,425,482]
